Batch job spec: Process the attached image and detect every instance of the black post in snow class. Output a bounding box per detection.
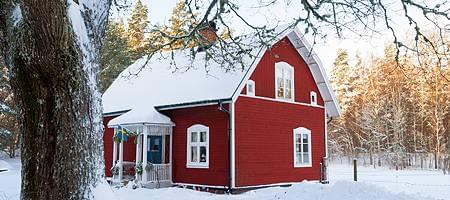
[353,159,357,182]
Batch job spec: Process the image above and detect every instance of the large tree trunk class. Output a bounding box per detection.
[0,0,110,199]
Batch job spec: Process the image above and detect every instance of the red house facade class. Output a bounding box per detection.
[102,26,340,190]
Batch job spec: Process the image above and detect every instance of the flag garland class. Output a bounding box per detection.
[113,125,136,143]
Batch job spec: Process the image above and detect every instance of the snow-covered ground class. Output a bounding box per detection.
[0,158,21,200]
[1,158,449,200]
[329,163,450,200]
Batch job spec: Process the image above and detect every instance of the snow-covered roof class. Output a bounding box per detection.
[102,25,340,117]
[102,51,253,114]
[108,106,174,127]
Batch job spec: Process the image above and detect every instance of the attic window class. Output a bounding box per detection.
[275,62,294,101]
[310,91,317,105]
[246,80,255,96]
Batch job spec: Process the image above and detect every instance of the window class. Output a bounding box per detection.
[247,80,255,96]
[310,91,317,105]
[275,62,294,100]
[187,124,209,168]
[293,127,312,167]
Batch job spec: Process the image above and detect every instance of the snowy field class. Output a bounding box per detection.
[1,158,449,200]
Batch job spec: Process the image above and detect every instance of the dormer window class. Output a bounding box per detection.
[246,80,255,96]
[310,91,317,105]
[275,62,294,100]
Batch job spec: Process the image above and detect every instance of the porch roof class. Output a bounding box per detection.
[107,106,175,127]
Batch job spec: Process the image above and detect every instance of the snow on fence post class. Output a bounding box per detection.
[353,159,357,182]
[142,125,148,183]
[113,129,117,168]
[135,129,141,181]
[119,129,124,182]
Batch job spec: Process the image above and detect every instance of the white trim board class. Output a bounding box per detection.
[288,29,340,117]
[157,102,229,111]
[176,181,321,190]
[231,101,236,188]
[239,94,325,109]
[234,180,320,189]
[174,182,228,189]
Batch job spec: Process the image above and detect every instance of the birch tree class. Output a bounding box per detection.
[329,39,449,171]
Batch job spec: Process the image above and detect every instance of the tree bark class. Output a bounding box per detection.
[1,0,110,199]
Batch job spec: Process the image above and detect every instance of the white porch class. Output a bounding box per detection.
[108,107,175,188]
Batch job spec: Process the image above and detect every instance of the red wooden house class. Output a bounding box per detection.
[102,26,340,191]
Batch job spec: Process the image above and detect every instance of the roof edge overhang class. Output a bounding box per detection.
[103,110,130,117]
[155,98,232,110]
[108,122,175,128]
[287,27,341,117]
[102,98,233,116]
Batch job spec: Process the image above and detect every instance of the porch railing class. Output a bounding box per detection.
[146,163,171,182]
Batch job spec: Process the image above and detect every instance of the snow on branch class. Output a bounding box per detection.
[129,0,450,79]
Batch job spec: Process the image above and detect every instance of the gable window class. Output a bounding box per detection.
[187,124,209,168]
[247,80,255,96]
[275,62,294,100]
[310,91,317,105]
[293,127,312,167]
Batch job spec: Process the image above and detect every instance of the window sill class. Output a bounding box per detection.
[186,164,209,169]
[275,97,294,102]
[294,164,312,168]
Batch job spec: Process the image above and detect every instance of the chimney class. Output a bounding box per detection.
[198,21,217,51]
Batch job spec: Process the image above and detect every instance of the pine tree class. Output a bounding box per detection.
[100,20,133,93]
[162,0,198,49]
[329,49,362,158]
[0,61,18,158]
[331,48,352,112]
[128,0,149,56]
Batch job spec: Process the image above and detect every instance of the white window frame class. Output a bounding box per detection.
[310,91,317,105]
[293,127,312,168]
[275,62,294,101]
[246,80,255,96]
[187,124,209,168]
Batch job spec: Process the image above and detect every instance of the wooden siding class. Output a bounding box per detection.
[103,116,136,177]
[161,104,229,187]
[235,96,325,187]
[234,37,326,187]
[245,37,324,106]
